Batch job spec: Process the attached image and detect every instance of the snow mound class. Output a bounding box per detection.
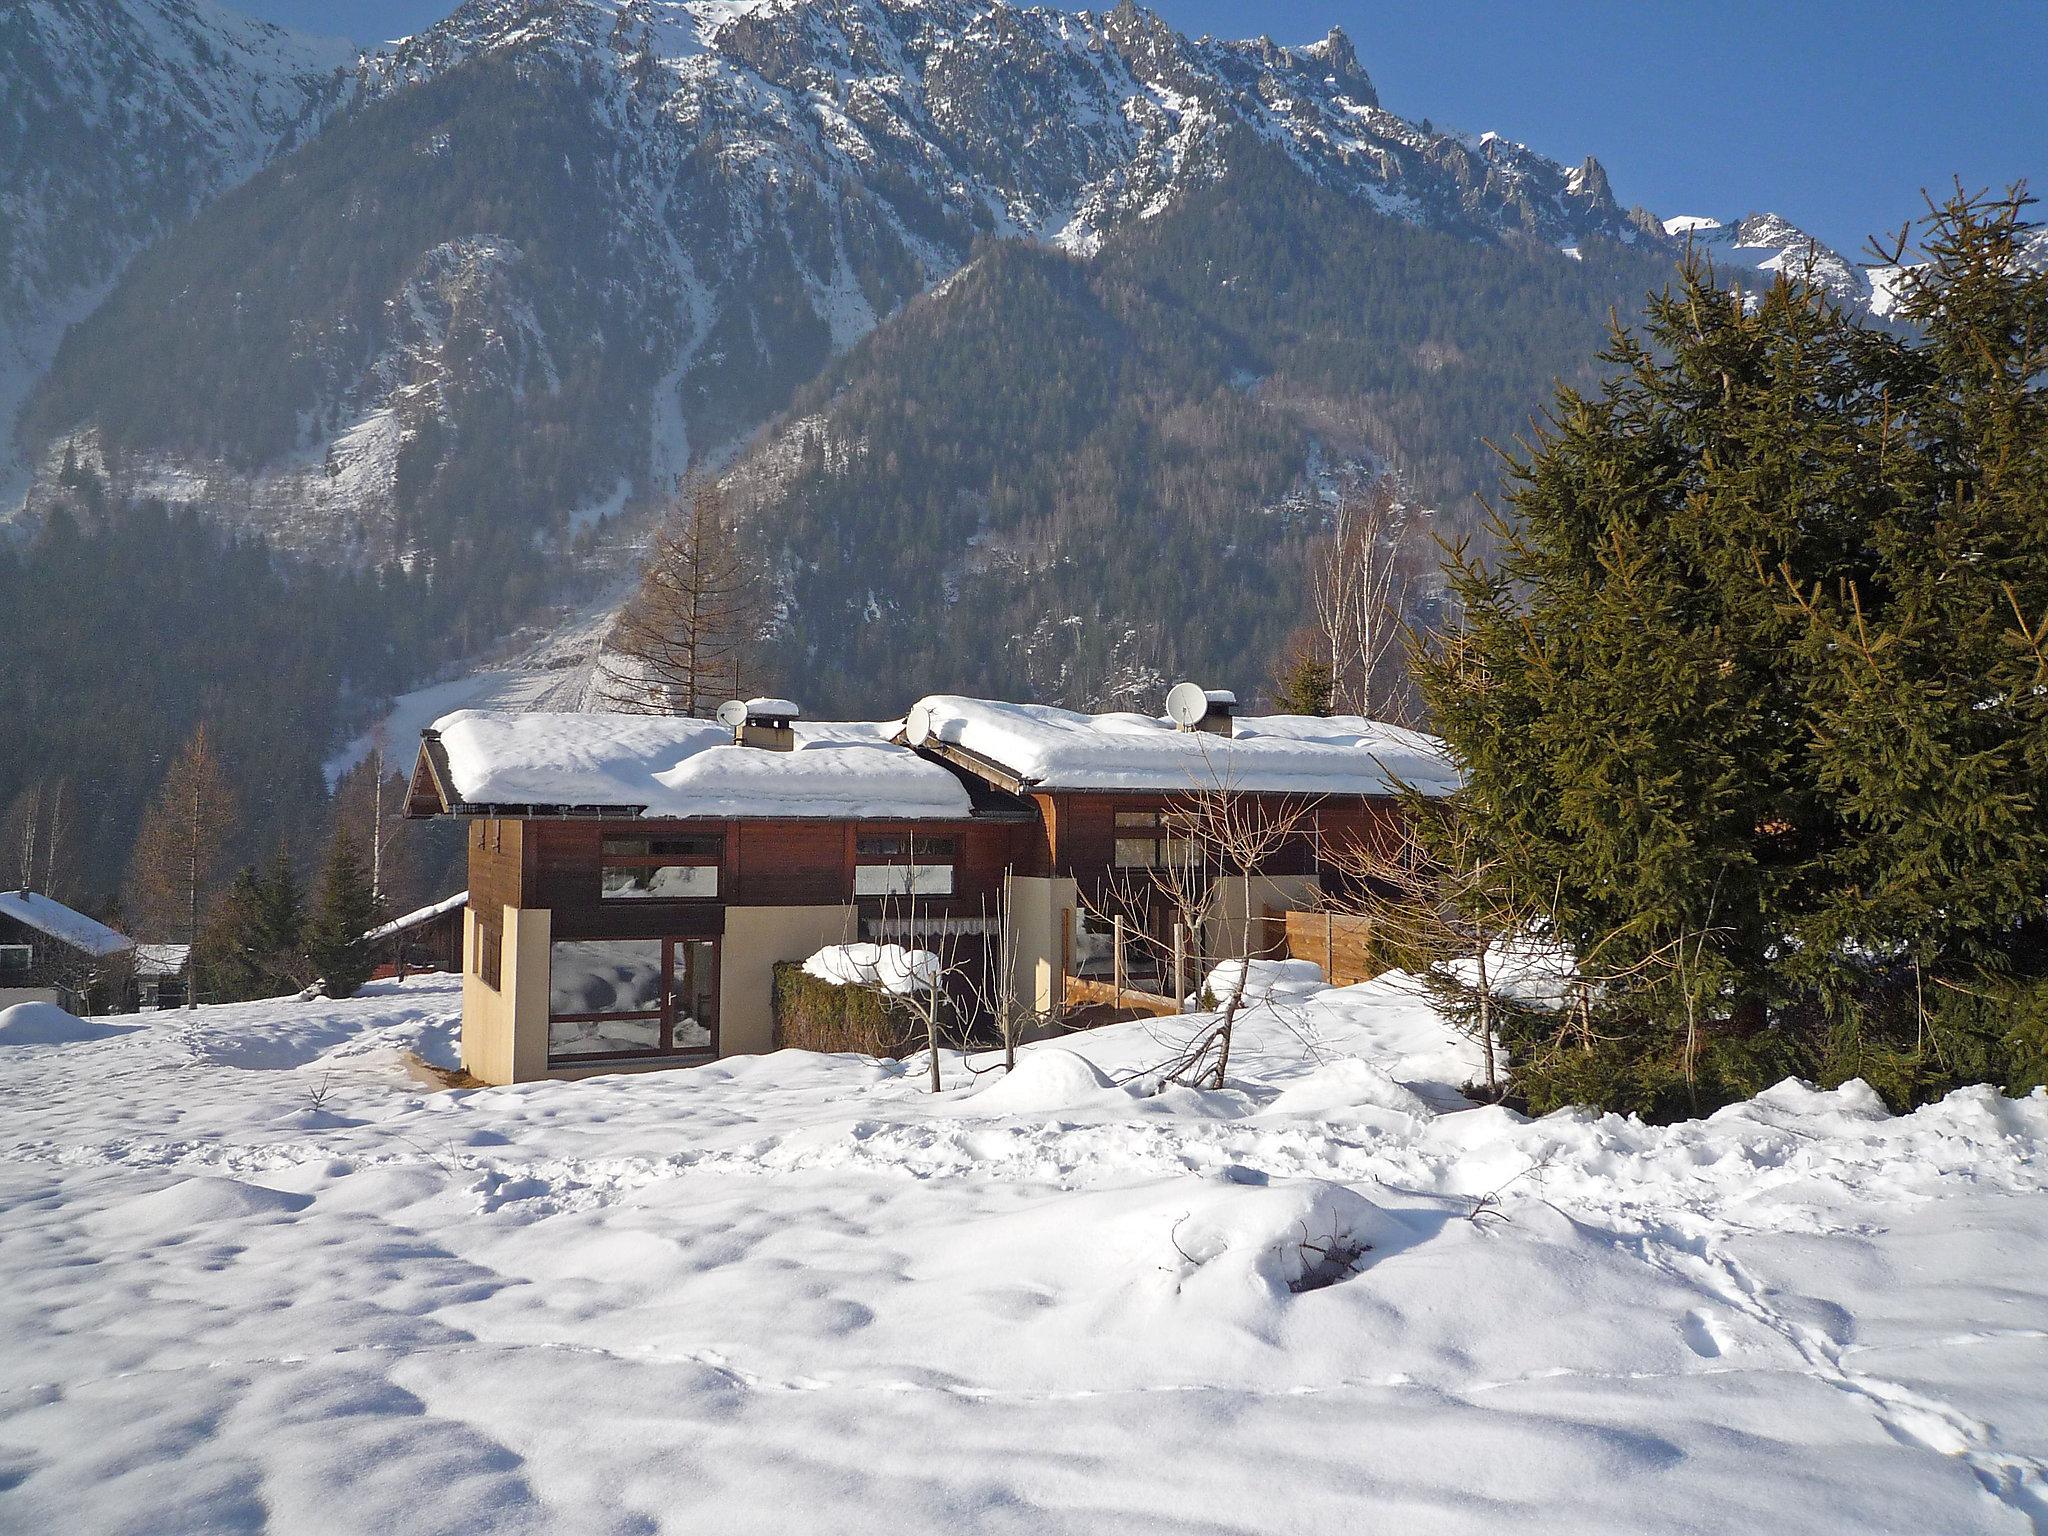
[1202,957,1329,1007]
[1167,1177,1396,1296]
[87,1176,313,1243]
[1259,1057,1434,1120]
[803,943,940,995]
[964,1048,1123,1115]
[0,1002,133,1046]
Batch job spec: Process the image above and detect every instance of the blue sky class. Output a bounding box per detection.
[243,0,2045,257]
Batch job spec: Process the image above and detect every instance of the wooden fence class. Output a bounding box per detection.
[1278,909,1386,987]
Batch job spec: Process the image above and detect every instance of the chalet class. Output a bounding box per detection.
[362,892,468,979]
[404,691,1456,1085]
[0,889,135,1015]
[135,945,191,1010]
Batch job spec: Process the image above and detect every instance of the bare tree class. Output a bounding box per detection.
[1310,482,1411,720]
[128,724,237,1005]
[1324,810,1533,1096]
[1080,764,1320,1089]
[601,477,769,715]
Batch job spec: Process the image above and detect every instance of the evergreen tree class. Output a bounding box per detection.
[1790,188,2048,1100]
[1417,185,2048,1119]
[193,868,267,1003]
[1272,646,1335,716]
[307,829,381,999]
[251,844,310,995]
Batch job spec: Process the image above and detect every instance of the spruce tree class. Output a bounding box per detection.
[1416,185,2046,1118]
[193,868,266,1004]
[251,843,310,995]
[307,829,381,999]
[1273,648,1336,716]
[1789,188,2048,1099]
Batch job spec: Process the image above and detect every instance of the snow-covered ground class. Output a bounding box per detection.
[2,967,2045,1533]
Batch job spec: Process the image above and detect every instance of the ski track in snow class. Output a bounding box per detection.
[2,971,2046,1532]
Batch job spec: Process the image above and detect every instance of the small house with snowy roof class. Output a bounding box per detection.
[405,691,1456,1085]
[0,889,136,1015]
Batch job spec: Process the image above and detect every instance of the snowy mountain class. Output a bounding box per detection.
[0,0,352,498]
[1662,212,1871,309]
[13,0,1664,553]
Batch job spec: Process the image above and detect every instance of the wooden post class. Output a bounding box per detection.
[1059,909,1072,1012]
[1324,910,1334,984]
[1112,914,1125,1008]
[1173,922,1187,1013]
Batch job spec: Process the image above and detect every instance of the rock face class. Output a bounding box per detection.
[0,0,351,494]
[1661,211,1871,308]
[11,0,1667,543]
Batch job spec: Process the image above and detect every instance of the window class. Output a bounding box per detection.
[0,945,30,973]
[600,833,722,901]
[855,833,956,898]
[474,919,502,990]
[1114,833,1195,869]
[547,938,717,1061]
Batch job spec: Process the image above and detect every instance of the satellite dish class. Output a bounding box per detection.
[715,700,748,730]
[1164,681,1210,728]
[904,701,935,749]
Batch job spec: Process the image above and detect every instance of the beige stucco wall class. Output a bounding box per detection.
[1206,873,1321,967]
[1004,874,1077,1014]
[460,904,552,1086]
[719,904,860,1057]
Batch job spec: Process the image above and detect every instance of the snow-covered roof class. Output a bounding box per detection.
[363,892,468,944]
[909,696,1460,797]
[0,891,134,959]
[429,711,975,820]
[135,944,190,978]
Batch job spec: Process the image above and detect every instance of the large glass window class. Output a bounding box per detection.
[600,834,721,901]
[547,937,717,1061]
[855,834,956,898]
[0,945,31,973]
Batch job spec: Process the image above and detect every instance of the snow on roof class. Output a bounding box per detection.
[362,892,468,944]
[745,697,801,718]
[430,711,975,820]
[135,944,190,978]
[910,696,1461,797]
[0,891,134,959]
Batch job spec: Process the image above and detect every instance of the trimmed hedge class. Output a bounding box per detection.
[772,962,928,1058]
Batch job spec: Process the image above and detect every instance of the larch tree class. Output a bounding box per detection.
[129,724,237,1004]
[600,477,770,716]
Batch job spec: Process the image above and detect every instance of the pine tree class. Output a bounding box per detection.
[193,867,266,1003]
[1419,185,2048,1117]
[307,828,381,999]
[251,844,310,994]
[1788,187,2048,1099]
[1272,646,1335,716]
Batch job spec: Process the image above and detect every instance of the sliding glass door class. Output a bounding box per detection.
[548,937,719,1063]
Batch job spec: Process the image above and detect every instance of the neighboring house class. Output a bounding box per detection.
[0,890,136,1014]
[405,692,1456,1085]
[135,945,191,1010]
[362,893,468,978]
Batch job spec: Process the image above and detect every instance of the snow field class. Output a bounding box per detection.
[0,969,2044,1532]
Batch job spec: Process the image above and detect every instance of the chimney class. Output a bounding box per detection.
[1195,689,1237,736]
[1165,682,1236,736]
[728,697,799,751]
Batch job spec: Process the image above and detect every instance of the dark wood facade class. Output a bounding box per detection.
[0,910,129,1014]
